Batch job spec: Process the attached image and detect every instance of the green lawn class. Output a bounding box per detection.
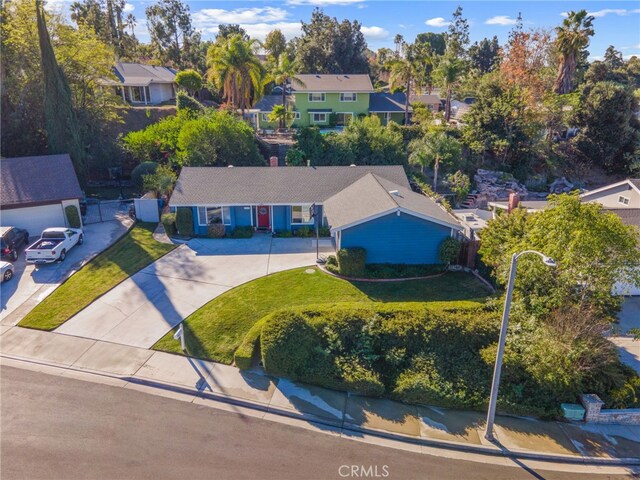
[153,267,491,364]
[19,223,176,331]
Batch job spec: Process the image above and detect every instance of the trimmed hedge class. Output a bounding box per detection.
[327,262,446,279]
[161,213,177,236]
[175,207,193,236]
[439,237,462,264]
[65,205,81,228]
[337,247,366,277]
[207,223,225,238]
[261,304,497,408]
[234,317,268,369]
[230,226,253,238]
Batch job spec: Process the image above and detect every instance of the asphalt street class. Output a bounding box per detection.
[0,366,635,480]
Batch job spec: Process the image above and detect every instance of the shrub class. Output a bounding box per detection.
[161,213,177,236]
[65,205,81,228]
[276,230,293,238]
[285,148,305,166]
[131,161,159,190]
[230,226,253,238]
[175,69,203,95]
[337,247,366,277]
[207,223,226,238]
[326,255,338,267]
[176,91,204,114]
[438,237,462,264]
[318,226,331,237]
[295,226,312,237]
[234,317,268,370]
[175,207,194,236]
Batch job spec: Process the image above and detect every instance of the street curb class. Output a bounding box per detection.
[2,353,639,468]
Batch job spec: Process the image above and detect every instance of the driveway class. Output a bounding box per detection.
[55,235,335,348]
[0,220,132,327]
[610,297,640,372]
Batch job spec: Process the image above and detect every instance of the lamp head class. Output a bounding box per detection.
[542,256,557,267]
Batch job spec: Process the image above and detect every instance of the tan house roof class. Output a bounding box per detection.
[292,74,374,93]
[108,63,177,86]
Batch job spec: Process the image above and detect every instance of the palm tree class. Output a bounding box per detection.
[265,53,304,128]
[409,132,461,192]
[387,46,418,125]
[206,34,265,117]
[553,10,595,94]
[433,54,464,123]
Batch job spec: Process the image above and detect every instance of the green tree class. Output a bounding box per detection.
[268,105,296,130]
[336,115,405,165]
[479,193,640,319]
[295,8,369,74]
[387,45,419,125]
[433,54,464,122]
[603,45,624,70]
[446,5,470,58]
[446,170,471,205]
[36,0,87,185]
[216,24,248,41]
[409,132,462,191]
[123,113,188,163]
[206,34,264,116]
[145,0,200,68]
[415,32,446,56]
[265,53,304,127]
[175,69,202,95]
[143,164,177,197]
[468,36,500,73]
[264,29,287,61]
[553,10,595,94]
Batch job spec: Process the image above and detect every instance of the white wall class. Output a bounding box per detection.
[134,197,160,222]
[582,183,640,208]
[149,83,175,104]
[0,203,66,237]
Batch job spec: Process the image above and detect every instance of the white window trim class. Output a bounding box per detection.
[294,111,301,119]
[339,92,357,102]
[308,93,326,102]
[197,206,231,226]
[291,204,315,225]
[618,195,630,205]
[310,113,328,123]
[336,112,354,125]
[261,113,270,121]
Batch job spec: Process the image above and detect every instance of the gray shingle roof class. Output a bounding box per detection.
[323,173,461,230]
[369,92,410,113]
[607,208,640,228]
[113,63,176,86]
[253,95,288,112]
[292,74,374,93]
[630,179,640,190]
[170,166,410,206]
[409,94,441,105]
[1,154,83,209]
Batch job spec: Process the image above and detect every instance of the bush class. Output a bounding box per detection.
[275,230,293,238]
[234,318,267,370]
[131,161,159,190]
[176,91,204,114]
[337,247,366,277]
[65,205,81,228]
[438,237,461,264]
[318,226,331,237]
[230,226,253,238]
[175,69,203,94]
[295,226,312,237]
[175,207,194,236]
[161,213,177,236]
[326,255,338,267]
[207,223,226,238]
[285,148,305,166]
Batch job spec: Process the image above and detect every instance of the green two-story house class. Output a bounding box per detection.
[250,74,379,130]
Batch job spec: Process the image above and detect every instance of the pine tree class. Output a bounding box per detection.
[36,0,87,185]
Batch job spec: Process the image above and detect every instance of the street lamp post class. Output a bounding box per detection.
[484,250,556,442]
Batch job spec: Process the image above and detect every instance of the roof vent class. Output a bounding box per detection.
[388,190,399,196]
[228,165,234,168]
[350,164,356,167]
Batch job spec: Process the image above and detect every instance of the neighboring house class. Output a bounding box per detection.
[453,208,493,240]
[249,74,374,129]
[368,92,411,125]
[170,165,461,265]
[409,93,441,113]
[102,63,177,105]
[0,154,83,236]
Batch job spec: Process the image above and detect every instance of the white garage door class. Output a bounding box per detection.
[614,267,640,296]
[0,204,66,238]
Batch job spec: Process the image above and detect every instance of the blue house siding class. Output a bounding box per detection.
[273,206,288,231]
[339,212,452,264]
[233,206,252,227]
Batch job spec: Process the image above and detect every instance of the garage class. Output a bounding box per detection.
[1,154,83,237]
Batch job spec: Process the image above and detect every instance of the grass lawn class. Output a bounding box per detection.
[19,223,176,331]
[153,267,491,364]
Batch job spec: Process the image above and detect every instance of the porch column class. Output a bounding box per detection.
[142,86,148,104]
[121,87,126,102]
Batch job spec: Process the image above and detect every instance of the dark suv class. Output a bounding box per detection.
[1,226,30,261]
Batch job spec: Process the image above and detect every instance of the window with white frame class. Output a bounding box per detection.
[618,195,630,206]
[311,113,327,123]
[261,113,270,121]
[198,206,231,225]
[291,204,314,224]
[339,92,357,102]
[308,93,325,102]
[294,111,301,119]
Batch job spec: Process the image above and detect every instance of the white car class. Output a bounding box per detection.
[25,228,84,264]
[0,261,15,282]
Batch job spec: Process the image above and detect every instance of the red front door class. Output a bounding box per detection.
[257,205,270,229]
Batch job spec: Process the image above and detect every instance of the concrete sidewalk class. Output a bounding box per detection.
[2,326,639,466]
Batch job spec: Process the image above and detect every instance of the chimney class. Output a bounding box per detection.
[269,156,278,167]
[507,192,520,213]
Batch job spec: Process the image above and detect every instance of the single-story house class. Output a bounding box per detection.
[409,93,441,112]
[102,63,177,105]
[368,92,410,125]
[170,165,462,264]
[0,154,83,236]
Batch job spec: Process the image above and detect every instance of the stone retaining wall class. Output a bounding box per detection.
[581,394,640,425]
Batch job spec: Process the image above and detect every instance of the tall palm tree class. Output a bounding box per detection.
[409,132,462,192]
[387,46,418,125]
[433,54,464,123]
[265,53,304,128]
[553,10,594,94]
[206,34,265,117]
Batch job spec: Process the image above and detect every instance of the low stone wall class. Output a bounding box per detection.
[581,394,640,425]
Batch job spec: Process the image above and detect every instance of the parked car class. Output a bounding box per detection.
[0,261,15,282]
[25,228,84,264]
[0,226,30,261]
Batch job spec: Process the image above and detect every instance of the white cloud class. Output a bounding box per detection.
[425,17,450,28]
[286,0,365,5]
[485,15,518,26]
[588,8,628,18]
[624,52,640,59]
[123,3,134,13]
[197,22,302,42]
[193,7,289,30]
[360,25,389,40]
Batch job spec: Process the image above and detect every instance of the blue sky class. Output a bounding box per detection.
[50,0,640,59]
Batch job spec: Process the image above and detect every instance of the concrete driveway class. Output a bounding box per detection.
[611,297,640,372]
[0,220,132,327]
[55,235,335,348]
